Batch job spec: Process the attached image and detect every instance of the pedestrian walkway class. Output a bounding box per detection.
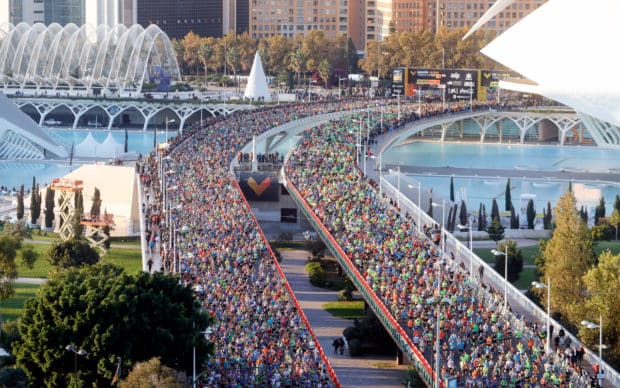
[279,249,407,388]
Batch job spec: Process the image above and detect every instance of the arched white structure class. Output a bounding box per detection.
[0,23,180,93]
[474,0,620,148]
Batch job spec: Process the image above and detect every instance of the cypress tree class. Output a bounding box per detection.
[72,191,84,238]
[526,199,536,229]
[459,200,468,226]
[90,188,102,219]
[491,198,500,222]
[16,185,24,220]
[449,176,455,202]
[594,197,606,225]
[478,203,484,231]
[428,198,433,218]
[124,128,129,153]
[44,187,55,229]
[510,204,519,229]
[614,194,620,214]
[505,178,512,211]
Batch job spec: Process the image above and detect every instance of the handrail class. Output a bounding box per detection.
[284,177,440,388]
[231,177,341,388]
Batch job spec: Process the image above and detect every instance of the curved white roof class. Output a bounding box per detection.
[0,23,181,92]
[479,0,620,127]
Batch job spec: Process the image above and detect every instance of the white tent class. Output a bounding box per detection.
[75,132,99,157]
[244,51,272,102]
[100,132,124,158]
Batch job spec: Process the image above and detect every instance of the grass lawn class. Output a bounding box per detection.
[323,300,365,320]
[513,268,538,290]
[0,283,40,322]
[16,244,143,278]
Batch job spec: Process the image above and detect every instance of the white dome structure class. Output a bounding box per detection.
[244,51,272,102]
[0,22,181,93]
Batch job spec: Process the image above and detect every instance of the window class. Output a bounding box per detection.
[281,208,297,223]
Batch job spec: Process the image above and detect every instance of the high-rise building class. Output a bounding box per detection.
[85,0,137,28]
[223,0,249,35]
[136,0,223,40]
[0,0,45,24]
[44,0,84,25]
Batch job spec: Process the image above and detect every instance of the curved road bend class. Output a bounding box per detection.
[279,249,407,388]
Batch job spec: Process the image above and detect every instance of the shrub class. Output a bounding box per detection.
[347,338,363,356]
[338,289,353,301]
[591,222,614,241]
[306,261,326,286]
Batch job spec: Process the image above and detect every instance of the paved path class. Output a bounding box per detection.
[279,250,407,388]
[14,277,45,285]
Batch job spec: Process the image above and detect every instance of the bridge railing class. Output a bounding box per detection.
[380,176,620,387]
[283,176,440,388]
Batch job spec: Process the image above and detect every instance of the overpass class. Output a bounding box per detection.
[10,96,254,132]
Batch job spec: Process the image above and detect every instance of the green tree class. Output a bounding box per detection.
[486,218,505,247]
[505,178,511,211]
[16,185,24,221]
[543,201,553,230]
[44,187,55,229]
[610,208,620,240]
[90,188,102,220]
[198,39,214,84]
[494,240,523,282]
[578,251,620,363]
[614,194,620,214]
[72,191,84,237]
[14,264,213,387]
[0,234,20,300]
[449,176,455,202]
[459,200,468,226]
[491,198,500,222]
[119,357,186,388]
[20,244,37,269]
[594,197,606,225]
[317,58,332,89]
[540,189,595,319]
[46,239,100,269]
[510,204,519,229]
[526,199,536,229]
[29,179,41,225]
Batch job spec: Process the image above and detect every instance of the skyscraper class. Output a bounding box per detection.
[44,0,84,25]
[136,0,223,40]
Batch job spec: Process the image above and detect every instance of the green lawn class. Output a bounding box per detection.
[0,283,40,322]
[323,300,365,319]
[16,244,143,278]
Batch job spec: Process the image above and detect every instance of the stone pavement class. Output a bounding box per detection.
[279,249,408,388]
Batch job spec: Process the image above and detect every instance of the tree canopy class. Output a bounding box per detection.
[539,189,595,319]
[46,239,100,269]
[14,263,213,387]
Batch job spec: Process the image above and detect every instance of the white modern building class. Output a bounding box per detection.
[0,22,181,93]
[468,0,620,148]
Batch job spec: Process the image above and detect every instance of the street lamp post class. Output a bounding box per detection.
[532,277,551,353]
[397,166,401,209]
[491,243,509,311]
[429,197,445,388]
[409,181,422,232]
[65,344,87,388]
[165,117,175,141]
[582,315,604,387]
[458,218,474,279]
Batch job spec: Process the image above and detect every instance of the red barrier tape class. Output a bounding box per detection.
[285,178,441,388]
[231,178,342,388]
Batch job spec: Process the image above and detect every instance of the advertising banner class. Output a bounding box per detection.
[238,173,279,201]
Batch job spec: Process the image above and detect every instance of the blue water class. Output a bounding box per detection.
[384,142,619,173]
[46,128,178,157]
[0,161,76,191]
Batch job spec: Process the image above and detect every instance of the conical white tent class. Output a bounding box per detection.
[244,51,272,102]
[75,132,99,157]
[99,132,125,158]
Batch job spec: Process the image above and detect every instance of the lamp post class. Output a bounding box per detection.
[491,243,509,311]
[174,225,190,274]
[396,90,401,121]
[432,200,446,254]
[397,166,401,209]
[165,117,175,141]
[581,315,604,387]
[458,218,474,279]
[408,181,423,233]
[532,277,551,353]
[65,344,87,388]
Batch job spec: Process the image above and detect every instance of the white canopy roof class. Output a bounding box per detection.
[480,0,620,127]
[244,51,272,102]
